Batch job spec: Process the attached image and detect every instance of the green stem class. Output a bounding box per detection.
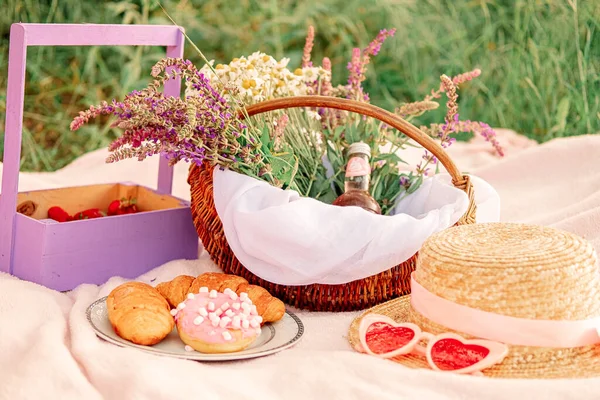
[370,172,383,197]
[303,162,320,197]
[315,168,344,199]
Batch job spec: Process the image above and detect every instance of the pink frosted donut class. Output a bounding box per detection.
[172,287,262,353]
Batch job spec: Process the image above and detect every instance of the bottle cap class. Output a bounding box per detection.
[347,142,371,157]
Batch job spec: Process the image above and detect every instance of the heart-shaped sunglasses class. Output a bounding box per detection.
[357,314,509,375]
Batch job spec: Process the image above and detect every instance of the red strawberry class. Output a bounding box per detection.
[107,200,121,216]
[73,208,106,220]
[107,197,139,216]
[121,204,139,214]
[48,206,71,223]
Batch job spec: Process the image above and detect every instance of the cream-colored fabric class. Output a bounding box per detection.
[2,129,600,400]
[212,169,499,285]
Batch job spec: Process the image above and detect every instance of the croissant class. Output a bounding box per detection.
[155,275,195,308]
[189,272,248,294]
[155,273,286,323]
[235,283,286,323]
[106,281,174,346]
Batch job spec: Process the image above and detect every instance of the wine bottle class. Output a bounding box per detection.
[332,142,382,214]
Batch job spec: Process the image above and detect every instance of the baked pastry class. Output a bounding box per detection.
[189,272,248,294]
[236,283,286,323]
[106,281,174,346]
[155,273,286,324]
[155,274,195,308]
[173,287,262,353]
[156,273,246,306]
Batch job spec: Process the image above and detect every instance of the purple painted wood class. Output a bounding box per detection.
[11,213,46,283]
[0,24,27,274]
[11,200,198,291]
[18,24,184,46]
[0,24,199,290]
[157,30,185,194]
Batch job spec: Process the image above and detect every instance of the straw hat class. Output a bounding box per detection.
[348,222,600,379]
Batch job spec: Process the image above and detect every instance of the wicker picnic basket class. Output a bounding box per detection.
[187,96,476,312]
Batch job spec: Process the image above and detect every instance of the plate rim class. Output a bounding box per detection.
[86,296,304,361]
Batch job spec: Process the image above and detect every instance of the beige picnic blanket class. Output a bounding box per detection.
[1,129,600,400]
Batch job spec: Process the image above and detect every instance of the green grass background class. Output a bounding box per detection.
[1,0,598,172]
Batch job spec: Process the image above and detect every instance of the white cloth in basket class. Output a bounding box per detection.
[212,168,500,285]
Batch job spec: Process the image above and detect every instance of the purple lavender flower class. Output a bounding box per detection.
[346,48,363,97]
[363,29,396,57]
[71,58,271,177]
[399,175,410,188]
[345,28,396,101]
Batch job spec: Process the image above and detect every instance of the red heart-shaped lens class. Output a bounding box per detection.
[429,338,490,371]
[364,322,416,355]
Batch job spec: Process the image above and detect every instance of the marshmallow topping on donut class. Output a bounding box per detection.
[172,287,262,353]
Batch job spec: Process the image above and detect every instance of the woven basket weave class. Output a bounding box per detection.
[187,96,477,312]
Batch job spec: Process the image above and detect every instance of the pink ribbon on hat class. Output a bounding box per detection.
[410,274,600,348]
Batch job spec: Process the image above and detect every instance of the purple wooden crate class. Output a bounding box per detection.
[0,23,199,290]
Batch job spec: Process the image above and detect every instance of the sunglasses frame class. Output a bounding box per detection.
[358,314,509,375]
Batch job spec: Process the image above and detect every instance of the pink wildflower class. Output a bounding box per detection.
[363,28,396,59]
[346,28,396,101]
[446,69,481,90]
[424,68,482,102]
[426,118,505,157]
[395,100,439,118]
[457,120,504,156]
[272,114,289,151]
[321,57,333,96]
[347,48,363,96]
[440,75,458,140]
[70,101,110,131]
[302,26,315,68]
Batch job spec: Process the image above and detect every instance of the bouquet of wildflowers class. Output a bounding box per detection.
[70,58,310,190]
[71,25,503,215]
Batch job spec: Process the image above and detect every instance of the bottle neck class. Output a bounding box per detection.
[344,153,371,192]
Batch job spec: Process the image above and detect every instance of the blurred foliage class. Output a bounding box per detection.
[0,0,598,171]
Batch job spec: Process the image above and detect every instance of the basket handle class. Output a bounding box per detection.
[244,95,476,224]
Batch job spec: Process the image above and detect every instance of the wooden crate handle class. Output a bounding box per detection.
[244,96,477,224]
